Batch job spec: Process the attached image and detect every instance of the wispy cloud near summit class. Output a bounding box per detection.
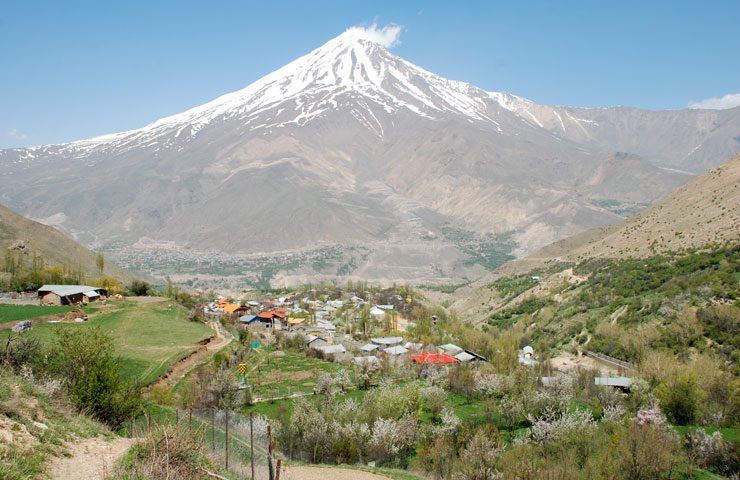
[345,22,402,48]
[688,93,740,110]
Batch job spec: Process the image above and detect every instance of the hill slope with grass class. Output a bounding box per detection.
[0,368,113,479]
[452,153,740,319]
[0,202,133,286]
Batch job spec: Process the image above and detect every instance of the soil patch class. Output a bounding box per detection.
[280,465,393,480]
[48,436,133,480]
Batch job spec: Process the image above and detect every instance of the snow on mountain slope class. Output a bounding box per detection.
[0,26,729,286]
[6,28,514,164]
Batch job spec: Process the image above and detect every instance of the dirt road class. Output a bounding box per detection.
[48,436,133,480]
[280,465,394,480]
[147,320,233,390]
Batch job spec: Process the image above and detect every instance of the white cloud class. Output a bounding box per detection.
[8,128,27,140]
[688,92,740,110]
[345,22,403,48]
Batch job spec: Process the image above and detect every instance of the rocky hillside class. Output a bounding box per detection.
[0,203,132,285]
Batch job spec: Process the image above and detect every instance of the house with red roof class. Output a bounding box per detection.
[411,351,460,365]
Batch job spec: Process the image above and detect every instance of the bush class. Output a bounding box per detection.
[48,327,142,427]
[657,373,703,425]
[128,279,152,296]
[0,335,42,373]
[116,424,211,479]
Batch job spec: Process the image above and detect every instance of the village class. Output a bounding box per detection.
[200,284,633,400]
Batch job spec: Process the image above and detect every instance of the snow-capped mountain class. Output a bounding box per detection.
[1,28,737,285]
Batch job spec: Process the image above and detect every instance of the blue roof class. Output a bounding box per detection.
[239,315,260,324]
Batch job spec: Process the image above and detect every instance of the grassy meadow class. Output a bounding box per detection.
[0,298,212,384]
[246,347,343,399]
[0,304,96,325]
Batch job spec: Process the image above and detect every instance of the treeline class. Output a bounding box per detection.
[1,248,86,291]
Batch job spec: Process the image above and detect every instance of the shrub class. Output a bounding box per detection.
[127,279,152,296]
[657,373,703,425]
[48,327,142,427]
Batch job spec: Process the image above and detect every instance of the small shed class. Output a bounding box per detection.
[315,344,347,355]
[383,345,409,356]
[438,343,463,355]
[239,315,260,324]
[371,336,403,346]
[307,336,329,349]
[595,376,633,390]
[455,350,487,362]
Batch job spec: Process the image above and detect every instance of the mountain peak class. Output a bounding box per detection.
[336,23,403,49]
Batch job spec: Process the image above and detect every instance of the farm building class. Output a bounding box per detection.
[371,336,403,346]
[37,285,107,306]
[595,376,633,390]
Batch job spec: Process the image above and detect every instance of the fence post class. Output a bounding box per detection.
[175,408,179,424]
[212,407,216,452]
[250,412,255,480]
[189,407,192,430]
[225,409,229,470]
[268,425,274,480]
[276,459,282,480]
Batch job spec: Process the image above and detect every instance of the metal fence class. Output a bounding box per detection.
[127,406,282,479]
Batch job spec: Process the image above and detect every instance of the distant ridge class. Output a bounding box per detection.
[0,203,133,284]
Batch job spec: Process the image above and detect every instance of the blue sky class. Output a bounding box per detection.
[1,0,739,148]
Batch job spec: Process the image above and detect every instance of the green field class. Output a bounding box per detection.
[0,304,95,325]
[246,348,343,400]
[0,298,212,384]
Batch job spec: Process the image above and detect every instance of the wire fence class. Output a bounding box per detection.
[126,406,282,479]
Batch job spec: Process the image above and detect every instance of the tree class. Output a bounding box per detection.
[95,252,105,275]
[657,373,703,425]
[95,276,123,293]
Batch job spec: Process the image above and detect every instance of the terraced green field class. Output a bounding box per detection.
[0,298,212,384]
[246,348,343,399]
[0,304,95,325]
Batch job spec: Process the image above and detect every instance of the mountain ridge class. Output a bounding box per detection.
[0,29,737,286]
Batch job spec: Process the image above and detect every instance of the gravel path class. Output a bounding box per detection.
[48,436,133,480]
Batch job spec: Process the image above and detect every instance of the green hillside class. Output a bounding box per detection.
[486,245,739,366]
